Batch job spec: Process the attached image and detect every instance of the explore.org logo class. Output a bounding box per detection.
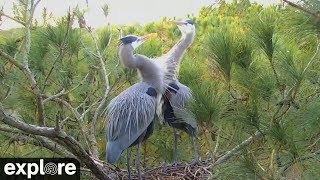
[0,158,80,180]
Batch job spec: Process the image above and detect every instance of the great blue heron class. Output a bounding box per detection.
[156,19,198,163]
[105,33,162,180]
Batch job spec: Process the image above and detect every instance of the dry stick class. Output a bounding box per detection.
[212,127,221,161]
[212,130,265,167]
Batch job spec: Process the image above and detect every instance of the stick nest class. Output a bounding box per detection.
[100,159,213,180]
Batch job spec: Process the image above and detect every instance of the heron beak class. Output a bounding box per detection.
[168,20,185,26]
[140,33,157,42]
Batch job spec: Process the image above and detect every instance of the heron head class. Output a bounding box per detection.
[119,33,157,49]
[170,19,195,35]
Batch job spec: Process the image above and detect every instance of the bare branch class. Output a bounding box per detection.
[88,28,111,158]
[8,133,76,158]
[80,40,100,58]
[0,107,115,180]
[212,130,266,166]
[0,109,56,137]
[0,124,21,133]
[59,117,76,127]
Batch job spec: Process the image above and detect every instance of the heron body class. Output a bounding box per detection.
[105,33,163,179]
[106,82,158,163]
[156,20,199,162]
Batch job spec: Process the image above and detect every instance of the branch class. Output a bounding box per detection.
[0,83,13,103]
[0,107,115,180]
[15,0,46,126]
[301,40,320,77]
[0,10,25,26]
[8,133,76,158]
[0,49,25,71]
[212,130,266,166]
[88,28,111,158]
[0,124,21,133]
[282,0,317,17]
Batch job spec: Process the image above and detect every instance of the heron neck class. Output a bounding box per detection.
[119,45,164,93]
[119,45,141,68]
[161,30,195,83]
[136,55,164,93]
[170,30,195,56]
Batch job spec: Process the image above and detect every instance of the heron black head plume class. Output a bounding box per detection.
[185,19,194,25]
[119,35,138,46]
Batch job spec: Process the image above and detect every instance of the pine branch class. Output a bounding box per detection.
[75,11,112,158]
[42,9,72,91]
[0,48,42,106]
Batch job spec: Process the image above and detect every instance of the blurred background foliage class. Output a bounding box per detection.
[1,0,320,179]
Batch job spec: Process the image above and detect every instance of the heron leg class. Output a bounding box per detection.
[136,143,142,180]
[127,149,132,180]
[173,128,178,164]
[191,135,199,162]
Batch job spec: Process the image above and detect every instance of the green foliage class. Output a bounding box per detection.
[207,29,235,84]
[247,7,279,61]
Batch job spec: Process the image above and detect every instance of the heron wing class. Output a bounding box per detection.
[106,82,157,151]
[171,106,198,134]
[170,82,193,108]
[165,82,198,134]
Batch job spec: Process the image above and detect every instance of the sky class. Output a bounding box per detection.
[0,0,282,30]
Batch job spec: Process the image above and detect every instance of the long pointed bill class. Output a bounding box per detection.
[168,20,186,26]
[140,33,158,42]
